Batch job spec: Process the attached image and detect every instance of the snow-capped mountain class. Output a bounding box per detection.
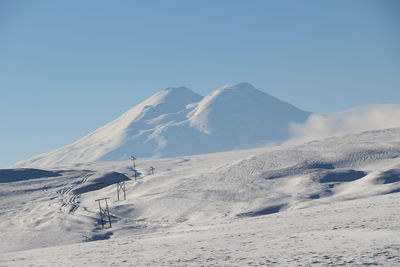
[14,83,310,167]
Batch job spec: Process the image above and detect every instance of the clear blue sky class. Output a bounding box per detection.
[1,0,399,167]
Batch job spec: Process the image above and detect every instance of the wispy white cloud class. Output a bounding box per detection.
[288,104,400,143]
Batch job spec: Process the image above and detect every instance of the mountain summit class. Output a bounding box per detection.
[15,83,310,167]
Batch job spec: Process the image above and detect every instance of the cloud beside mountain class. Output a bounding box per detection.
[289,104,400,142]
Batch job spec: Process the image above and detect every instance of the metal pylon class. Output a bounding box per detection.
[95,198,112,228]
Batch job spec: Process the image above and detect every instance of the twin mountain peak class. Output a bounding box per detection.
[15,83,311,167]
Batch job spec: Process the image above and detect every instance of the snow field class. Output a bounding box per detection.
[1,128,400,266]
[1,193,399,266]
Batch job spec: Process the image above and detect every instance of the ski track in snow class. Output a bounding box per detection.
[57,172,93,214]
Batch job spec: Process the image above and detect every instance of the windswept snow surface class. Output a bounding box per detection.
[14,83,310,167]
[1,128,400,266]
[1,193,398,266]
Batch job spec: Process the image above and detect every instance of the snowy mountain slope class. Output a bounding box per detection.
[14,86,203,167]
[189,82,308,138]
[14,83,310,167]
[1,128,400,258]
[112,127,400,224]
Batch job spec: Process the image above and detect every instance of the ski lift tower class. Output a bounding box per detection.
[149,166,155,175]
[95,198,112,228]
[130,156,136,169]
[131,156,137,180]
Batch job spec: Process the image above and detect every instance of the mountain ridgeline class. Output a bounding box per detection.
[15,83,311,167]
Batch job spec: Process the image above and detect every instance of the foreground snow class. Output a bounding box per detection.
[1,128,400,266]
[1,193,399,266]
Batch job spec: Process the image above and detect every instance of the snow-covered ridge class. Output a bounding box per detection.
[14,82,310,168]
